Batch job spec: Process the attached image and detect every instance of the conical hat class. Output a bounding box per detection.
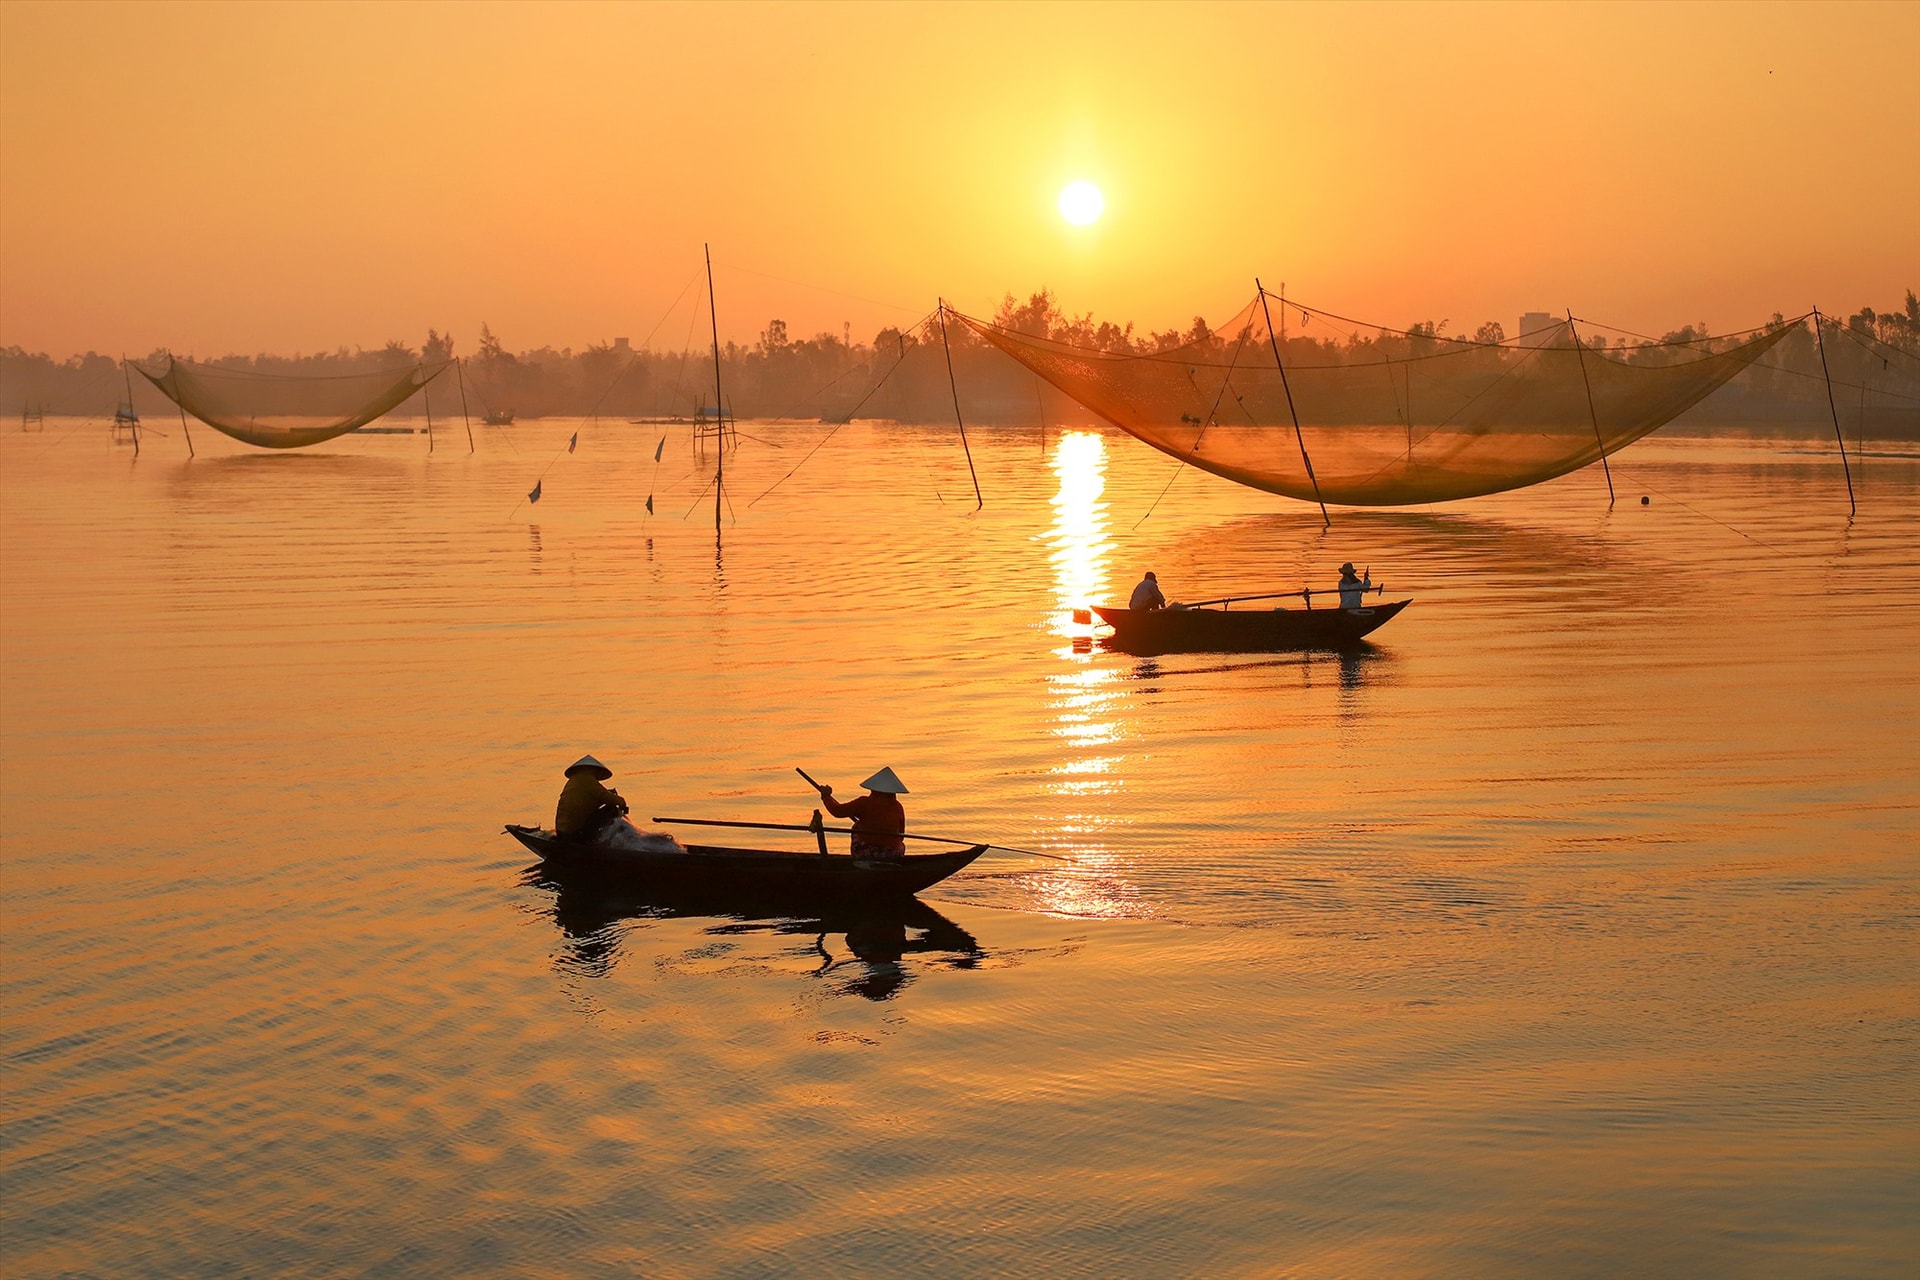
[565,754,613,779]
[859,766,908,794]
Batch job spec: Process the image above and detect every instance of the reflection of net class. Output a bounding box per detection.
[956,299,1793,506]
[137,357,449,449]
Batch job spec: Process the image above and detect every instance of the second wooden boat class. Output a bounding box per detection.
[1091,598,1410,654]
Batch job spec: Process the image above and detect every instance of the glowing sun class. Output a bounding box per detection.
[1058,181,1105,226]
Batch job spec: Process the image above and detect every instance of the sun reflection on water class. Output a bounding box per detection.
[1044,431,1110,642]
[1035,431,1148,917]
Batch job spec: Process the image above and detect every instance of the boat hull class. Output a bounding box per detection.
[504,824,985,901]
[1091,598,1410,655]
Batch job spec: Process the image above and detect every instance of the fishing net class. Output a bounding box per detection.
[954,297,1794,506]
[137,357,450,449]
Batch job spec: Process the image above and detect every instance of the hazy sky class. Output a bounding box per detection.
[2,1,1914,359]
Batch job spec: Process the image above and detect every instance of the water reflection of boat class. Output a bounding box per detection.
[527,865,985,999]
[504,824,985,901]
[1091,598,1410,655]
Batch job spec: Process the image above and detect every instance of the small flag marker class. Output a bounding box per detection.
[529,479,542,504]
[567,432,577,454]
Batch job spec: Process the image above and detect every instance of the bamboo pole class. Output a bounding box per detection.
[421,364,434,453]
[456,357,475,453]
[937,300,984,508]
[120,355,139,456]
[1567,310,1615,505]
[1255,281,1327,527]
[1811,308,1857,516]
[705,244,724,534]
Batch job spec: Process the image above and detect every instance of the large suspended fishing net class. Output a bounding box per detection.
[136,357,450,449]
[953,296,1795,506]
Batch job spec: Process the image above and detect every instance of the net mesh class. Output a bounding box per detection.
[137,357,450,449]
[955,297,1794,506]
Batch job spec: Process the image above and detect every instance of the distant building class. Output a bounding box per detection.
[1517,312,1558,345]
[613,337,631,355]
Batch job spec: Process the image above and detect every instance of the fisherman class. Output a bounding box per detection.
[1337,562,1374,610]
[555,754,629,838]
[1128,570,1168,611]
[815,767,909,861]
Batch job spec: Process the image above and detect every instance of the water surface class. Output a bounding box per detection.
[2,419,1916,1276]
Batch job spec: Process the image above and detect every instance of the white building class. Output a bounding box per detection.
[1517,312,1559,345]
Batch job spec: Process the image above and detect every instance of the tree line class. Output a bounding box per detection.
[5,289,1914,436]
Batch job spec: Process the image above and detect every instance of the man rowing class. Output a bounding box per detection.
[1337,562,1374,610]
[815,767,909,861]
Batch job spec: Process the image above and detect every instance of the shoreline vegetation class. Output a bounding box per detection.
[6,289,1916,438]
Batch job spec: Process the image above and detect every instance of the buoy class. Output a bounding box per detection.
[1641,495,1651,505]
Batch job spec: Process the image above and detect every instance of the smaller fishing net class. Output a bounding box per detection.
[954,297,1795,506]
[137,357,450,449]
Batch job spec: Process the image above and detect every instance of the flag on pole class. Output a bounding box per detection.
[645,495,653,514]
[568,432,577,454]
[529,479,542,504]
[654,437,665,462]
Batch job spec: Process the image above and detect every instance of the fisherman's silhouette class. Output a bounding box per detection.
[528,864,983,1000]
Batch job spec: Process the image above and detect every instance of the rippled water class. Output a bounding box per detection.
[3,419,1916,1276]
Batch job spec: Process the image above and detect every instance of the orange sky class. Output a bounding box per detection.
[2,1,1914,359]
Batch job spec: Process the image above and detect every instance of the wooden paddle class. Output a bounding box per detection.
[652,815,1071,861]
[1177,582,1384,610]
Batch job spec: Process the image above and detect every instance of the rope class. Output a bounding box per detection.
[1826,315,1920,370]
[711,259,925,317]
[1133,311,1255,529]
[1606,464,1783,553]
[1562,310,1920,404]
[748,316,932,508]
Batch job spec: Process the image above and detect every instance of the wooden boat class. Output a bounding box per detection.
[1091,597,1411,655]
[504,824,985,901]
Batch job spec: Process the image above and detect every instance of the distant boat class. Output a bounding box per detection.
[481,409,515,426]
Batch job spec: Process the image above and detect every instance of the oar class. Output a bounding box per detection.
[796,766,825,791]
[1178,583,1385,610]
[651,816,1071,861]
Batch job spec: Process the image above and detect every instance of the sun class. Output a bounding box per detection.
[1058,181,1104,226]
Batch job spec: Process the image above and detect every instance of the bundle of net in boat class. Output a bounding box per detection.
[137,357,451,449]
[954,298,1793,506]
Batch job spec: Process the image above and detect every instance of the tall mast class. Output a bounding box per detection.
[706,243,724,533]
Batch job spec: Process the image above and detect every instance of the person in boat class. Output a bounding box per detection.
[815,767,908,861]
[1128,571,1168,611]
[1337,562,1374,610]
[555,754,629,838]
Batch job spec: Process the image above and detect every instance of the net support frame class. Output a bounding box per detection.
[1257,280,1329,527]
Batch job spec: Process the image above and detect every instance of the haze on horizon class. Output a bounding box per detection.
[1,0,1914,362]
